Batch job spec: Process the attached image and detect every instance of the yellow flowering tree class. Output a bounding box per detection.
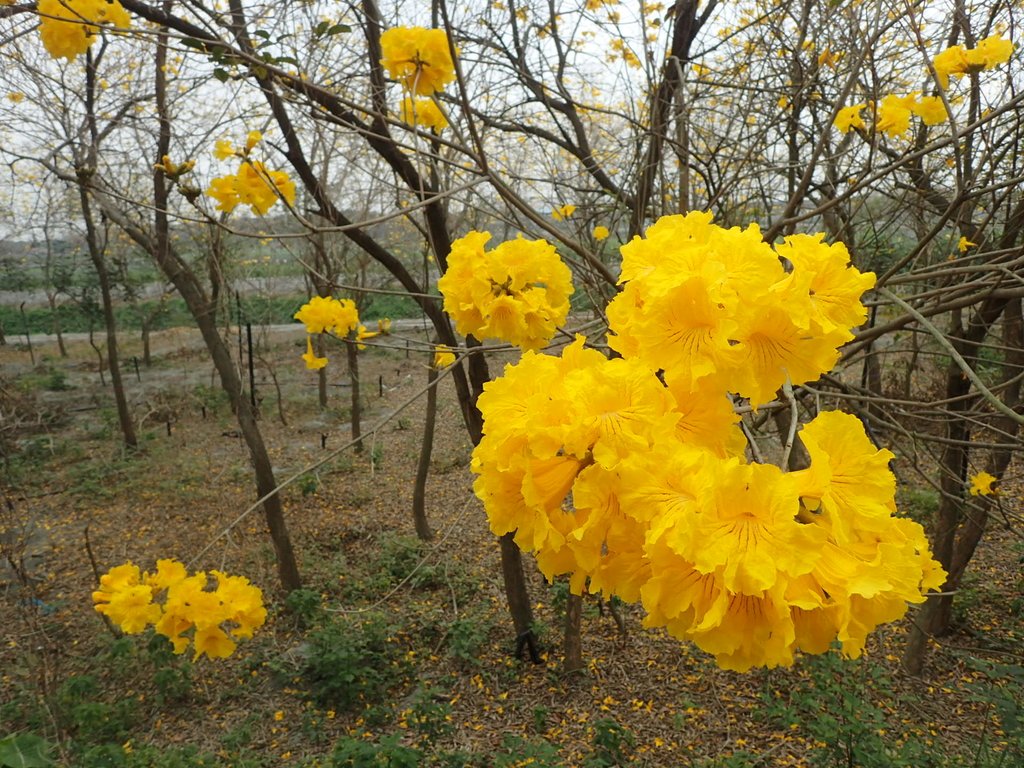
[3,0,1023,682]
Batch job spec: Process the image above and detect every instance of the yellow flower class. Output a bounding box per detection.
[551,204,576,221]
[438,232,574,351]
[380,27,456,95]
[969,471,997,496]
[911,95,948,126]
[355,324,378,350]
[973,35,1014,69]
[6,92,24,103]
[816,47,841,69]
[245,130,262,152]
[206,175,240,213]
[399,96,449,132]
[593,225,610,241]
[294,296,360,335]
[958,236,977,253]
[213,139,236,161]
[233,161,296,215]
[933,45,969,89]
[833,104,866,133]
[377,317,392,335]
[875,94,917,138]
[37,0,131,61]
[301,337,328,370]
[933,36,1013,88]
[433,344,456,369]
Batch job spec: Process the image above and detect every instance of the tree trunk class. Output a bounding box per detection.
[411,363,438,541]
[903,295,1016,673]
[141,317,152,367]
[48,294,68,358]
[563,592,584,675]
[147,16,300,591]
[346,337,362,452]
[78,188,137,450]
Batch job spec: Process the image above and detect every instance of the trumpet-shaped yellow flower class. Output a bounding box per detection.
[465,211,941,672]
[834,104,866,133]
[593,225,610,241]
[92,560,265,659]
[433,344,456,369]
[933,35,1014,88]
[958,236,977,253]
[380,27,456,95]
[213,139,236,160]
[399,96,449,132]
[206,162,295,216]
[969,470,997,496]
[294,296,360,336]
[439,231,573,351]
[551,204,576,221]
[38,0,131,61]
[911,95,948,126]
[875,93,918,138]
[302,337,328,370]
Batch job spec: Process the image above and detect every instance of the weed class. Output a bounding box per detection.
[297,472,319,497]
[583,718,636,767]
[758,651,938,767]
[446,612,493,669]
[327,734,421,768]
[302,611,408,711]
[284,587,323,628]
[404,687,454,749]
[493,735,564,768]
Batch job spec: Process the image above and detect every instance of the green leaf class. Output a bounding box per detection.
[0,734,54,768]
[313,21,351,39]
[213,68,230,83]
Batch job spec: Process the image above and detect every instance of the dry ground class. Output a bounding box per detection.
[1,324,1022,767]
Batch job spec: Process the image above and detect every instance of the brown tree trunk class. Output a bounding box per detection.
[141,317,152,367]
[903,298,1018,673]
[79,187,137,450]
[411,362,438,541]
[147,13,300,591]
[48,294,68,358]
[346,337,362,452]
[563,592,584,675]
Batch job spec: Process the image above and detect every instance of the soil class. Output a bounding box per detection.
[1,323,1021,767]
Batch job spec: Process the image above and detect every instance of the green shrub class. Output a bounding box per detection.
[583,718,636,767]
[303,612,406,711]
[493,735,564,768]
[445,613,493,669]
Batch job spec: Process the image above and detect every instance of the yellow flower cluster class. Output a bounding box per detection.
[835,94,950,137]
[37,0,130,61]
[607,213,874,406]
[933,35,1014,89]
[380,27,456,96]
[207,161,296,216]
[399,97,449,133]
[969,471,997,497]
[294,296,361,369]
[206,132,295,216]
[92,560,266,660]
[438,231,574,352]
[471,212,944,671]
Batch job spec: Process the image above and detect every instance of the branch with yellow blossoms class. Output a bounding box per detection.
[443,213,946,672]
[92,560,266,661]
